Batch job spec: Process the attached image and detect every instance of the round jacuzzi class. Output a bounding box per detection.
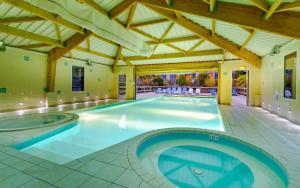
[0,113,78,131]
[137,129,288,188]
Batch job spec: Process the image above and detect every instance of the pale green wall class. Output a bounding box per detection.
[261,40,300,123]
[0,47,115,111]
[219,60,261,106]
[0,47,47,111]
[48,57,114,105]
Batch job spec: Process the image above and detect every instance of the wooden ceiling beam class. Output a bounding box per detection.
[240,29,256,50]
[210,0,217,12]
[126,2,137,28]
[75,46,114,60]
[0,24,63,47]
[112,46,124,72]
[149,7,261,66]
[131,27,186,53]
[250,0,269,12]
[109,0,136,19]
[0,16,44,24]
[130,18,169,28]
[79,0,108,16]
[47,31,93,92]
[277,1,300,12]
[123,49,223,61]
[137,0,300,39]
[135,61,219,72]
[147,36,199,44]
[18,43,50,49]
[1,0,84,34]
[51,31,93,62]
[264,0,283,20]
[186,39,205,54]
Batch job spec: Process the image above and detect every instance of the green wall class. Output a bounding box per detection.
[0,47,115,112]
[261,40,300,123]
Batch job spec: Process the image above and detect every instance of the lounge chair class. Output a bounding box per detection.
[232,88,238,96]
[188,88,194,95]
[195,88,201,95]
[182,87,187,95]
[175,87,182,95]
[166,88,171,95]
[171,87,177,94]
[210,88,217,96]
[155,88,162,94]
[162,88,167,94]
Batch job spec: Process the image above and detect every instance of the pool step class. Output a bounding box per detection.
[24,140,95,164]
[56,135,103,150]
[23,147,74,164]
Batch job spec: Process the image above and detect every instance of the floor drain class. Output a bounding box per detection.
[192,168,204,176]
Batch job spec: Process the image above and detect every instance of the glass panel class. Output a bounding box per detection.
[284,52,297,99]
[72,66,84,92]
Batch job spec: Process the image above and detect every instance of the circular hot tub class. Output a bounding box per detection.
[0,113,78,131]
[137,130,288,188]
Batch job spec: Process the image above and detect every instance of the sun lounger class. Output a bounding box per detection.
[195,88,201,95]
[188,88,194,95]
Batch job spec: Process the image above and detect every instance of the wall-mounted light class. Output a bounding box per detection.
[0,40,6,52]
[59,99,63,102]
[19,102,24,106]
[288,110,292,114]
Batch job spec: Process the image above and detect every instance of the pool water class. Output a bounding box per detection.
[18,97,223,164]
[137,132,288,188]
[158,145,254,188]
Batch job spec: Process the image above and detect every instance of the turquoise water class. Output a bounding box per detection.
[138,132,288,188]
[19,97,223,164]
[158,145,254,188]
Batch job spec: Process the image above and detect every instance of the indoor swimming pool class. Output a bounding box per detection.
[15,97,223,164]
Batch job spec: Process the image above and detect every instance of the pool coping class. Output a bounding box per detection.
[0,112,79,132]
[127,128,294,188]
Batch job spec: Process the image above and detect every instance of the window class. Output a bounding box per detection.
[72,66,84,91]
[284,52,297,99]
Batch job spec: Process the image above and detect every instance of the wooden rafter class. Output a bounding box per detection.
[126,2,137,28]
[131,27,186,53]
[0,16,44,24]
[277,1,300,12]
[86,37,91,51]
[79,0,108,16]
[131,18,169,28]
[149,6,261,66]
[135,61,219,73]
[109,0,136,19]
[123,49,223,61]
[0,24,63,47]
[137,0,300,39]
[210,0,217,12]
[240,30,256,50]
[75,46,114,60]
[147,36,199,45]
[186,39,205,54]
[153,22,175,53]
[18,43,50,49]
[1,0,84,34]
[212,19,216,36]
[264,0,283,20]
[47,31,93,92]
[112,46,123,72]
[250,0,269,12]
[55,24,62,43]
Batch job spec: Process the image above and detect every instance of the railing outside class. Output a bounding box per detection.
[136,86,218,94]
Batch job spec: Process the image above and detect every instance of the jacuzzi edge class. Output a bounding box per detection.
[131,128,289,188]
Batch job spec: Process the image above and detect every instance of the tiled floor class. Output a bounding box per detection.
[0,101,299,187]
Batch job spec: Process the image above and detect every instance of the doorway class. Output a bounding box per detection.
[232,70,249,106]
[118,74,126,99]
